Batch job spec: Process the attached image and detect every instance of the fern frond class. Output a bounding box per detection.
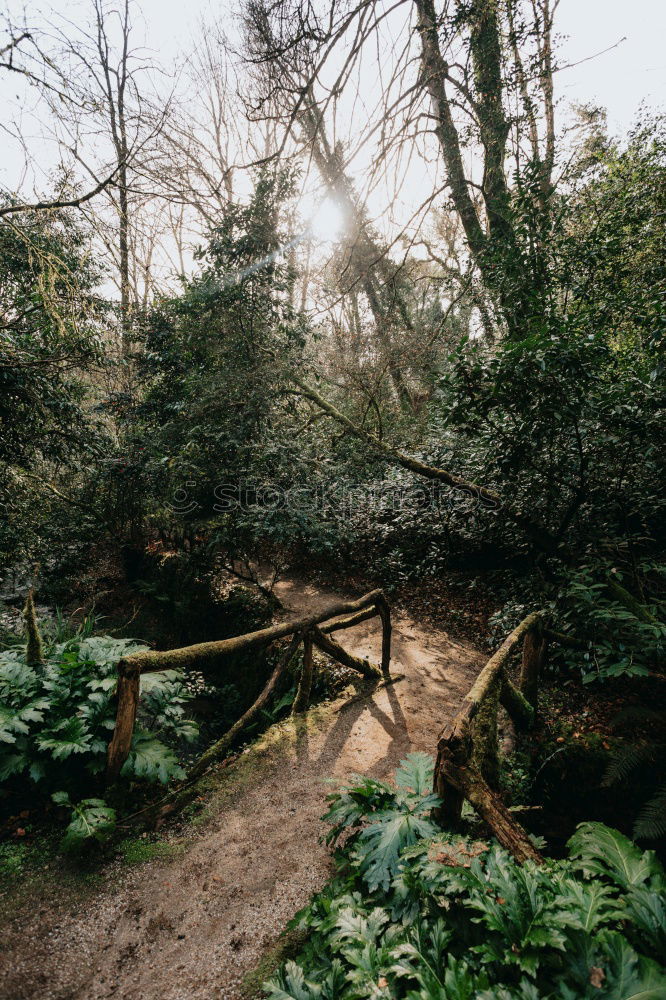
[634,784,666,841]
[603,742,657,786]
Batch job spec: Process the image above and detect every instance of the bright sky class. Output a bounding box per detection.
[132,0,666,135]
[2,0,664,287]
[555,0,666,133]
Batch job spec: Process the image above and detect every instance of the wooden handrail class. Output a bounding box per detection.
[433,611,547,864]
[107,589,391,782]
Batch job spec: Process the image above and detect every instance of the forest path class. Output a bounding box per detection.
[0,576,484,1000]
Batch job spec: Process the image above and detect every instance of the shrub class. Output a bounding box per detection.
[0,628,198,846]
[266,754,666,1000]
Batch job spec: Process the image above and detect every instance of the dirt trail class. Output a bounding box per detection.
[0,577,484,1000]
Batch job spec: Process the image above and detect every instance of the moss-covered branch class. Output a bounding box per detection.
[291,376,560,555]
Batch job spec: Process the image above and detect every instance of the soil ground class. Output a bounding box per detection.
[0,576,484,1000]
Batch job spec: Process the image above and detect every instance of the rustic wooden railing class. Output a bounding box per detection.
[106,589,391,784]
[433,611,550,863]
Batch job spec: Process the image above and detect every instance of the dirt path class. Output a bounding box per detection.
[0,578,484,1000]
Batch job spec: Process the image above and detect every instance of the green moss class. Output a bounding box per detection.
[117,836,183,866]
[23,589,44,667]
[183,700,338,829]
[239,928,308,999]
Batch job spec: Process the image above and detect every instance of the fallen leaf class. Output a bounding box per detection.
[589,966,605,989]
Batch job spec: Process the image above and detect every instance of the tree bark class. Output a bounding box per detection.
[292,630,314,714]
[441,611,542,741]
[312,627,382,679]
[500,672,535,729]
[444,759,543,863]
[106,661,141,781]
[520,624,546,710]
[471,676,500,787]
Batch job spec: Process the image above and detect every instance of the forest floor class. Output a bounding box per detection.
[0,575,484,1000]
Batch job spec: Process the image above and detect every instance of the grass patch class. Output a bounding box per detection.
[240,928,309,999]
[117,835,183,866]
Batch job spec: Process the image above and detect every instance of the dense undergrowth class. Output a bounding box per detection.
[0,592,356,855]
[266,755,666,1000]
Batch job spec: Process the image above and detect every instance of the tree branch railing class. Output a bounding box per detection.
[433,611,549,864]
[106,589,392,783]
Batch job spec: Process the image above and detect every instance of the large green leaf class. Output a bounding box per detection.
[121,732,184,784]
[355,809,440,891]
[60,798,117,851]
[568,823,664,889]
[36,718,92,759]
[395,752,435,798]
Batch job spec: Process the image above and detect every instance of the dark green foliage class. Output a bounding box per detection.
[0,630,198,791]
[52,790,117,852]
[0,203,109,571]
[127,169,314,564]
[603,708,666,842]
[554,562,666,683]
[266,759,666,1000]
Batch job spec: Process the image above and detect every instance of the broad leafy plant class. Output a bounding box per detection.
[266,756,666,1000]
[0,628,198,844]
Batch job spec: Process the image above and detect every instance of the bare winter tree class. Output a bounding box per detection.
[242,0,562,351]
[40,0,171,350]
[0,16,119,215]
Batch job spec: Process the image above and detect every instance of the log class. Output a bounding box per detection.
[292,631,314,714]
[450,762,544,864]
[433,613,542,844]
[106,661,141,782]
[187,632,303,782]
[115,589,384,675]
[311,627,382,678]
[320,607,377,634]
[440,611,541,744]
[500,672,535,729]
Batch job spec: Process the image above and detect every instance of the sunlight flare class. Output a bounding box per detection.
[309,197,344,242]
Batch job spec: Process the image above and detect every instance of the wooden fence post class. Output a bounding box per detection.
[471,677,500,787]
[106,660,141,782]
[377,598,392,678]
[434,723,472,828]
[520,621,546,711]
[292,630,314,714]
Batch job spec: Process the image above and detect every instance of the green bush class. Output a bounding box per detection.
[554,561,666,683]
[0,629,198,846]
[266,754,666,1000]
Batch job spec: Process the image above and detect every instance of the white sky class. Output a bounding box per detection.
[131,0,666,134]
[555,0,666,133]
[2,0,664,289]
[3,0,664,193]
